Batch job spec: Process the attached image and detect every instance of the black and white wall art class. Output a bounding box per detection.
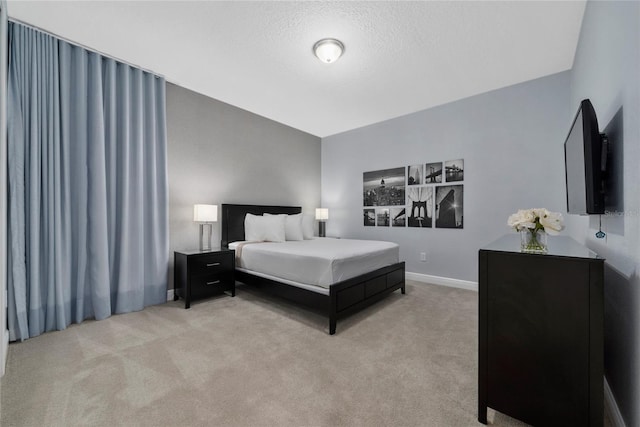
[425,162,443,183]
[444,159,464,182]
[391,207,406,227]
[435,185,464,228]
[407,187,433,227]
[362,159,464,230]
[363,209,375,226]
[363,167,406,206]
[407,165,423,185]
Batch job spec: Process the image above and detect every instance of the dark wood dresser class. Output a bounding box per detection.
[478,234,604,426]
[174,248,235,309]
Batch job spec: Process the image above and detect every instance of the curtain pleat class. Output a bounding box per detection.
[7,22,169,341]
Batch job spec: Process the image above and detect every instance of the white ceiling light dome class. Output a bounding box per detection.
[313,38,345,64]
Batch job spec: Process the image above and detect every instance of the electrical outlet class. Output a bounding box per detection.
[420,252,427,262]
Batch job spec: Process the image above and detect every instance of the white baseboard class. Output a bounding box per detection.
[2,329,8,377]
[406,272,478,292]
[166,289,174,302]
[605,377,626,427]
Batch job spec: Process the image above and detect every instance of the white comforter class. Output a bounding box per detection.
[230,238,399,289]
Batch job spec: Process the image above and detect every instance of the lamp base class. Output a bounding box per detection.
[318,222,326,238]
[199,223,213,251]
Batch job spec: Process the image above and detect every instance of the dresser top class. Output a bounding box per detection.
[481,234,602,260]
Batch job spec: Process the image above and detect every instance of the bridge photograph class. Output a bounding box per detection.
[425,161,443,183]
[391,207,406,227]
[444,159,464,182]
[407,187,433,228]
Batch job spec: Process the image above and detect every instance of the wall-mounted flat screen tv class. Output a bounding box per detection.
[564,99,605,215]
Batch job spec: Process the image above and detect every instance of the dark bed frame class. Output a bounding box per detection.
[221,204,405,335]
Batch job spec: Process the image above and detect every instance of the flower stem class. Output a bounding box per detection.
[525,229,546,252]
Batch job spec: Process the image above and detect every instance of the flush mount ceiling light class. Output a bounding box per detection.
[313,38,344,64]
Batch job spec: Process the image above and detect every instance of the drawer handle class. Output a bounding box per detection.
[206,262,221,267]
[206,280,221,286]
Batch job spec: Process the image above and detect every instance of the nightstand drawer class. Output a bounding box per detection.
[190,272,233,297]
[189,253,233,276]
[192,272,230,287]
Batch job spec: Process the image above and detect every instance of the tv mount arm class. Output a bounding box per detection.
[600,133,609,173]
[596,132,609,239]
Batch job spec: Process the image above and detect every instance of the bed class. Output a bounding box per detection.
[221,204,405,334]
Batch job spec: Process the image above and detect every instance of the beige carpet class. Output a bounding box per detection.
[0,281,606,426]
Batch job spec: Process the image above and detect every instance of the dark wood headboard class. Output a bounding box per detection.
[220,204,302,248]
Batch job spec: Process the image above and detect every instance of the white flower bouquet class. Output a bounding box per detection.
[507,208,564,235]
[507,208,564,253]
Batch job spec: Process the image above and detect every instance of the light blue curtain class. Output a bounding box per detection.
[7,22,169,341]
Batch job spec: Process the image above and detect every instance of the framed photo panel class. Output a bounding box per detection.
[444,159,464,182]
[363,167,406,206]
[376,209,390,226]
[407,187,433,228]
[425,162,443,183]
[435,185,463,228]
[391,207,406,227]
[407,165,423,185]
[363,209,375,226]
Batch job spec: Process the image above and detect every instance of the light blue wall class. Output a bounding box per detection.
[568,2,640,426]
[321,71,570,282]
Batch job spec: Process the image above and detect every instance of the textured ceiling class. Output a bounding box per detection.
[7,1,586,137]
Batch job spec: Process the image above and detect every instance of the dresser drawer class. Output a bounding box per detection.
[189,252,233,276]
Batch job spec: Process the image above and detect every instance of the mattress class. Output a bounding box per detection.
[229,238,399,289]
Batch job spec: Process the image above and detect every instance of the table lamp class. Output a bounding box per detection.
[194,204,217,251]
[315,208,329,237]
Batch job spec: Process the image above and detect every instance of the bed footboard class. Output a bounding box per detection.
[235,262,405,335]
[328,262,405,334]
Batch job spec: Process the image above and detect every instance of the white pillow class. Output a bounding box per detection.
[265,213,304,241]
[244,213,286,242]
[302,214,315,239]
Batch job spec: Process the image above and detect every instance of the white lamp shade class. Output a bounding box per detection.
[315,208,329,221]
[313,39,344,63]
[193,204,218,222]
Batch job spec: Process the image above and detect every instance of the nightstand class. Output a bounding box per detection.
[174,248,235,309]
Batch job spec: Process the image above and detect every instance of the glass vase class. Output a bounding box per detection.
[520,229,548,253]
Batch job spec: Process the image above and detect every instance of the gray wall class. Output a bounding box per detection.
[568,2,640,426]
[166,83,321,289]
[321,72,570,282]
